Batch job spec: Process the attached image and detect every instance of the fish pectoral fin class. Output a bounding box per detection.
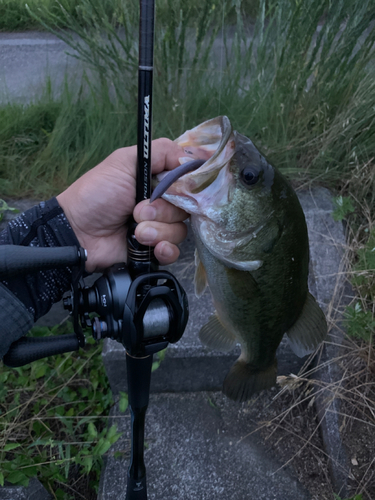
[223,359,277,402]
[199,313,237,352]
[286,292,327,357]
[194,248,208,298]
[261,219,283,254]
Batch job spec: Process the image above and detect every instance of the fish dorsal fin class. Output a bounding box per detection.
[194,248,208,298]
[286,292,327,357]
[199,313,237,352]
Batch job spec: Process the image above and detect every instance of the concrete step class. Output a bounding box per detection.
[98,392,312,500]
[0,478,51,500]
[98,187,348,500]
[102,187,347,395]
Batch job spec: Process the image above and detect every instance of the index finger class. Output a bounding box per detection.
[151,138,185,174]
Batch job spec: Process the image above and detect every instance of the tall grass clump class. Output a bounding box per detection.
[0,0,75,31]
[0,0,372,197]
[0,80,138,197]
[0,0,374,496]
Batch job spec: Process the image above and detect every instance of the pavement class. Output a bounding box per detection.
[0,32,83,104]
[0,27,247,105]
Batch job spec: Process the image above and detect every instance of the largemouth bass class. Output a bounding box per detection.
[152,116,327,402]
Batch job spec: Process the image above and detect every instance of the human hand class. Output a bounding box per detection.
[57,139,188,272]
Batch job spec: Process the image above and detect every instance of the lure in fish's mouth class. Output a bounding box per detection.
[151,116,235,205]
[150,159,205,202]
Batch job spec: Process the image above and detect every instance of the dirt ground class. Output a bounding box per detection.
[245,340,375,500]
[237,385,335,500]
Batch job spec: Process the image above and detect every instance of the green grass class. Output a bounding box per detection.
[0,323,125,500]
[0,79,138,196]
[0,0,77,31]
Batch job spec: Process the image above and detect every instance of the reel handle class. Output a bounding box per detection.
[3,334,79,368]
[0,245,85,278]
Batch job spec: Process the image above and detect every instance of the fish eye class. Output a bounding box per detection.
[240,166,259,186]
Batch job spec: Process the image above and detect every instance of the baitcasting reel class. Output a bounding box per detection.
[2,246,189,367]
[63,264,189,357]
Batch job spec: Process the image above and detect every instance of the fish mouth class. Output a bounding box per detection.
[151,116,235,211]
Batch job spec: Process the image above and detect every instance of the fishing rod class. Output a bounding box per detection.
[124,1,165,498]
[1,1,191,498]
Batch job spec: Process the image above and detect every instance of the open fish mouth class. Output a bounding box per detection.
[151,116,235,207]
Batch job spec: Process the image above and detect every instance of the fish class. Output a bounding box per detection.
[151,116,327,402]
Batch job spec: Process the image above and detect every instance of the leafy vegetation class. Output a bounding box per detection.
[345,302,375,343]
[0,199,17,221]
[352,228,375,302]
[0,323,125,499]
[332,196,355,222]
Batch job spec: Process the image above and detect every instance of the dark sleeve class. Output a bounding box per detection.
[0,197,81,322]
[0,283,34,359]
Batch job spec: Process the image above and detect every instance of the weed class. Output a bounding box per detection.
[151,348,167,372]
[352,229,375,301]
[0,322,123,499]
[0,0,374,197]
[345,303,375,343]
[0,199,18,221]
[333,196,356,222]
[0,0,259,32]
[0,0,375,196]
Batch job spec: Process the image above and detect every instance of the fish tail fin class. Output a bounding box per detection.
[223,359,277,403]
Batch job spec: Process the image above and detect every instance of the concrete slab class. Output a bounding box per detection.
[98,392,312,500]
[299,188,352,497]
[102,187,344,394]
[0,478,52,500]
[0,32,82,104]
